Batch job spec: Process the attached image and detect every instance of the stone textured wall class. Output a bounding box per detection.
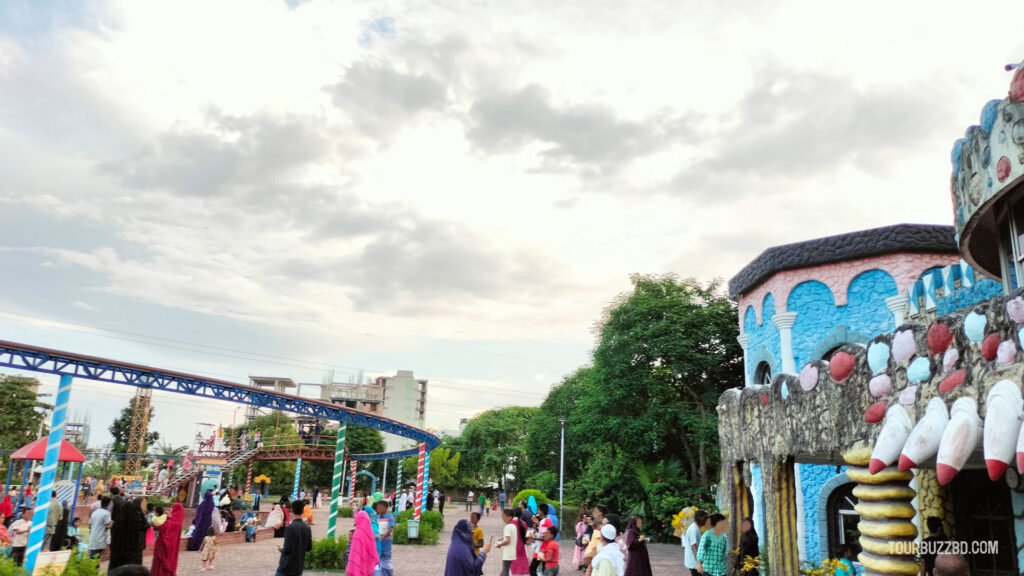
[744,294,782,384]
[799,463,847,564]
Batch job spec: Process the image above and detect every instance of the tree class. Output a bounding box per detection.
[524,368,591,482]
[0,376,51,481]
[457,407,538,490]
[400,445,461,489]
[109,397,159,455]
[155,441,189,458]
[587,275,741,486]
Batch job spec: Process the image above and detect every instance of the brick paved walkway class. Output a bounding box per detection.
[103,505,686,576]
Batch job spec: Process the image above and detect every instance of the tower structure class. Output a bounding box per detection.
[123,388,153,475]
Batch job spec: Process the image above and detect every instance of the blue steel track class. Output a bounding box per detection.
[0,339,438,459]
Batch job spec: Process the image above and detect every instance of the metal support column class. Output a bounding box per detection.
[326,423,347,541]
[413,443,425,520]
[24,374,73,574]
[382,459,387,498]
[291,457,302,501]
[15,458,30,512]
[420,448,430,512]
[4,458,13,495]
[71,461,84,521]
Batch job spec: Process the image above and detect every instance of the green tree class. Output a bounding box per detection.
[524,368,591,482]
[155,441,189,458]
[0,376,51,480]
[400,445,461,489]
[586,274,740,486]
[457,406,537,490]
[109,397,159,455]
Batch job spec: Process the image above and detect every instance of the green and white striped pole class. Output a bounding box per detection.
[24,375,73,574]
[291,457,302,500]
[326,424,347,540]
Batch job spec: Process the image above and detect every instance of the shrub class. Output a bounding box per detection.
[420,510,444,532]
[63,554,99,576]
[305,536,350,569]
[338,506,354,518]
[512,489,560,521]
[0,557,28,576]
[393,520,439,545]
[396,509,415,523]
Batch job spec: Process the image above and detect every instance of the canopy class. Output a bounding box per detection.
[10,438,86,462]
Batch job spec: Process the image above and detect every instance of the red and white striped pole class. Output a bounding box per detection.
[245,460,253,494]
[413,443,426,520]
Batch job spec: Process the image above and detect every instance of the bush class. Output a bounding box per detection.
[512,489,560,520]
[420,510,444,532]
[525,472,559,498]
[393,521,439,545]
[0,557,27,576]
[396,508,415,523]
[305,536,350,569]
[338,506,354,518]
[63,554,99,576]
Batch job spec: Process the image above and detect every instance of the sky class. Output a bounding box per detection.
[0,0,1022,451]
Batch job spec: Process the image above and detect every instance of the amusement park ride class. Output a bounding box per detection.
[0,339,440,573]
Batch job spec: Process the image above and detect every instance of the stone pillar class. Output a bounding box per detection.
[737,334,751,386]
[914,469,954,540]
[772,312,798,374]
[760,457,800,576]
[722,461,755,555]
[845,449,918,575]
[794,463,807,563]
[886,295,909,326]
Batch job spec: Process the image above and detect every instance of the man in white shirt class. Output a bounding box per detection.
[683,510,709,575]
[495,508,518,576]
[466,490,474,511]
[89,496,113,559]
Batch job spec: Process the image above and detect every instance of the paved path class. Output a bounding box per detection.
[109,506,687,576]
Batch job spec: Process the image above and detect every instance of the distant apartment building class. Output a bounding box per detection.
[318,370,428,453]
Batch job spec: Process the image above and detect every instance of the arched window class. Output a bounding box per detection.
[754,362,772,386]
[826,483,861,558]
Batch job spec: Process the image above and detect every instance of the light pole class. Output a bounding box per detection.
[558,417,566,530]
[230,406,242,451]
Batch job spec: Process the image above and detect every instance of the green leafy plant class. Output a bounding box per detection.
[392,521,439,545]
[305,536,350,569]
[338,506,353,518]
[63,554,99,576]
[420,510,444,532]
[0,557,28,576]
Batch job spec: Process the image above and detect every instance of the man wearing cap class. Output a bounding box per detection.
[591,524,624,576]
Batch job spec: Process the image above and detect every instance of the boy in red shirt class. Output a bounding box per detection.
[538,526,560,576]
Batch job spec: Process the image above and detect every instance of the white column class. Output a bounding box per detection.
[886,295,909,326]
[794,463,807,563]
[737,333,751,386]
[773,312,798,374]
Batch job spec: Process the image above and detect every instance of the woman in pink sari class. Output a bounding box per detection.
[346,511,379,576]
[151,503,184,576]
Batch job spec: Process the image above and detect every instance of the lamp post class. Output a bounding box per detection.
[558,417,566,529]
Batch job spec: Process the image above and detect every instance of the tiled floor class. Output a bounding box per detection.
[106,505,687,575]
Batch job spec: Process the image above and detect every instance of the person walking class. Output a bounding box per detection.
[696,514,729,576]
[467,490,474,512]
[538,526,560,576]
[574,514,590,570]
[88,496,112,559]
[499,491,506,511]
[9,509,32,566]
[623,516,652,576]
[479,492,487,517]
[110,497,148,568]
[682,509,708,575]
[374,500,395,576]
[345,510,379,576]
[151,503,184,576]
[276,500,313,576]
[199,527,219,571]
[444,519,492,576]
[439,490,446,516]
[591,525,624,576]
[470,512,484,557]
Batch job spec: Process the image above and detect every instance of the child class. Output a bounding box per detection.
[9,510,32,566]
[485,497,492,516]
[835,544,855,576]
[538,526,560,576]
[199,526,219,571]
[67,517,86,554]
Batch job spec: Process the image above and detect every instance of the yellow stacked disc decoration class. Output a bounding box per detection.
[843,447,919,576]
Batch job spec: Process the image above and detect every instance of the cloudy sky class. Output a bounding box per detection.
[1,0,1022,451]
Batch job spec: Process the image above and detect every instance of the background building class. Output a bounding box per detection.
[316,370,428,452]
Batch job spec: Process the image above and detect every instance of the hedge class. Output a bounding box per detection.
[338,506,354,518]
[392,521,439,545]
[305,536,351,570]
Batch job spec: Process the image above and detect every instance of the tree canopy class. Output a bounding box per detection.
[0,376,50,480]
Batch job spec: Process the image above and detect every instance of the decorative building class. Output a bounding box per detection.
[717,63,1024,576]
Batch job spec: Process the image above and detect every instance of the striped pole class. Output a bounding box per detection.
[291,457,302,500]
[421,448,431,512]
[24,374,73,574]
[245,460,253,494]
[70,461,84,521]
[348,460,357,508]
[413,443,425,520]
[396,457,402,493]
[326,424,347,540]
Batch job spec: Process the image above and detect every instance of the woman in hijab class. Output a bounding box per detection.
[345,511,379,576]
[0,491,13,527]
[265,503,285,537]
[110,497,148,568]
[189,490,215,551]
[623,516,652,576]
[546,504,559,529]
[526,495,538,515]
[444,519,491,576]
[151,503,184,576]
[736,517,759,576]
[222,508,236,532]
[574,513,590,569]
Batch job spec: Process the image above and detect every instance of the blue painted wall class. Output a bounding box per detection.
[800,464,848,563]
[744,294,781,385]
